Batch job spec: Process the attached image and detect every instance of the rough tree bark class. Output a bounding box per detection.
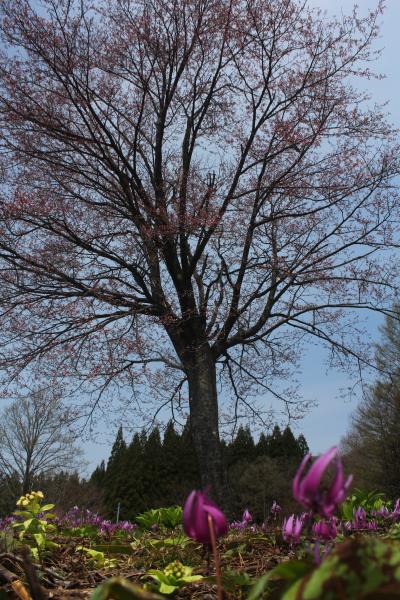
[185,346,225,502]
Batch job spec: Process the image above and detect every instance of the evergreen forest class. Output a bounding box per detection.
[91,423,309,521]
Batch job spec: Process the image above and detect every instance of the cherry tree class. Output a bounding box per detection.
[0,0,398,500]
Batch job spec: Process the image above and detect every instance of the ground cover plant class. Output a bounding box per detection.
[2,448,400,599]
[0,0,399,510]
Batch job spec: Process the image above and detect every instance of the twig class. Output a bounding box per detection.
[0,563,18,584]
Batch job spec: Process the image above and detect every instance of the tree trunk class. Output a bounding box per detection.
[22,462,31,495]
[185,345,227,507]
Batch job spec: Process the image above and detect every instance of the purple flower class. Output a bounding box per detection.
[300,511,313,524]
[271,501,281,516]
[343,520,352,533]
[293,447,352,517]
[100,520,118,536]
[312,519,337,542]
[118,520,136,532]
[242,509,252,523]
[372,506,390,518]
[58,506,103,528]
[313,540,334,565]
[230,520,247,530]
[55,507,136,534]
[229,509,254,530]
[183,491,228,545]
[0,515,16,530]
[353,507,366,530]
[391,499,400,520]
[282,514,303,545]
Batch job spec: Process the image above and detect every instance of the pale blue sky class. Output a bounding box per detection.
[79,0,400,472]
[293,0,400,452]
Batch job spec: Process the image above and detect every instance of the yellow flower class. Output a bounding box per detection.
[27,494,35,500]
[35,491,44,499]
[21,499,30,506]
[16,496,25,506]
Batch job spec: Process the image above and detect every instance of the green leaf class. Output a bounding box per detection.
[66,525,99,537]
[269,560,313,582]
[181,575,203,583]
[145,570,164,580]
[247,562,312,600]
[22,518,34,529]
[13,510,33,518]
[158,583,177,595]
[33,533,46,548]
[30,547,39,561]
[91,544,134,555]
[145,571,171,585]
[135,506,183,530]
[281,579,303,600]
[161,535,191,547]
[90,577,163,600]
[247,573,270,600]
[41,503,55,511]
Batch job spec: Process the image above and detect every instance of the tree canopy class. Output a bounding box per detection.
[0,0,398,500]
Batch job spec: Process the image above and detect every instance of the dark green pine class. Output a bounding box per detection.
[104,425,127,519]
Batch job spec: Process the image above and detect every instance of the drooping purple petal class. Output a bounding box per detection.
[292,453,311,502]
[325,456,344,503]
[203,502,228,537]
[313,519,337,541]
[183,490,227,544]
[292,447,352,517]
[300,447,337,500]
[282,514,303,545]
[183,491,210,543]
[242,509,252,523]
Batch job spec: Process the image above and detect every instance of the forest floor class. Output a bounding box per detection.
[0,528,291,599]
[0,531,293,599]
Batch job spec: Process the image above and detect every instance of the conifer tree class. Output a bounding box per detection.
[94,420,310,518]
[122,432,146,519]
[142,427,164,508]
[281,427,301,460]
[228,426,256,466]
[161,422,182,506]
[256,433,270,457]
[268,425,284,458]
[179,420,201,497]
[104,426,127,518]
[297,434,309,458]
[90,460,106,489]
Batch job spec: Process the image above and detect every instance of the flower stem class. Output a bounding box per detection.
[207,513,223,600]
